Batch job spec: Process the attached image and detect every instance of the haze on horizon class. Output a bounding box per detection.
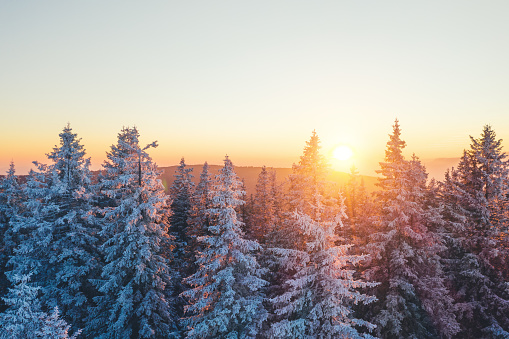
[1,1,508,177]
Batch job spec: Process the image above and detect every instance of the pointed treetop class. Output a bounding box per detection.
[301,130,321,161]
[470,124,505,158]
[7,161,16,176]
[223,154,232,167]
[385,118,406,163]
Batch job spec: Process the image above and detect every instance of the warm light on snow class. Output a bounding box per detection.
[333,145,353,161]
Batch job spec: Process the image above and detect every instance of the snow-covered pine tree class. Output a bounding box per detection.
[0,162,24,311]
[246,166,285,335]
[182,156,267,339]
[364,120,459,338]
[469,126,509,278]
[0,272,45,338]
[276,131,335,253]
[249,166,277,244]
[439,126,509,338]
[470,125,509,233]
[288,130,331,219]
[169,157,195,326]
[43,124,99,327]
[0,273,79,339]
[87,127,176,338]
[39,306,81,339]
[343,165,375,249]
[237,178,252,233]
[268,131,376,338]
[7,124,99,331]
[186,162,213,264]
[7,165,51,280]
[269,191,377,338]
[170,157,195,265]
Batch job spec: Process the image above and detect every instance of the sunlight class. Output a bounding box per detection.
[333,145,353,161]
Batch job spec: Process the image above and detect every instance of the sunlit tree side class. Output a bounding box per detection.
[270,192,377,338]
[364,120,459,338]
[268,131,376,338]
[343,165,376,250]
[439,125,509,337]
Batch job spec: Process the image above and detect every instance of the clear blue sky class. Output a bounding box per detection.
[1,1,508,176]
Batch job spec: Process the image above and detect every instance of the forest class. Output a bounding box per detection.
[0,120,508,339]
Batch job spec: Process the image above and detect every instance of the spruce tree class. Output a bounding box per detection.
[269,132,376,338]
[439,125,509,337]
[277,131,335,254]
[364,120,459,338]
[87,127,176,338]
[249,166,277,244]
[182,156,267,338]
[7,124,99,330]
[343,165,375,250]
[269,193,377,338]
[288,130,331,220]
[0,162,23,311]
[187,162,213,263]
[169,157,195,329]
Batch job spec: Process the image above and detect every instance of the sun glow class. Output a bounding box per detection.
[333,145,353,161]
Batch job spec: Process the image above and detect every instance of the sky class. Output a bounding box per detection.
[1,1,508,177]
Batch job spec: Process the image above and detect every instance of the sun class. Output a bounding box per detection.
[333,145,353,161]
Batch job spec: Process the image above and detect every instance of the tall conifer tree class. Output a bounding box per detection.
[186,162,213,262]
[7,125,98,330]
[364,120,459,338]
[169,157,195,328]
[439,125,509,337]
[182,156,267,338]
[0,162,23,311]
[270,132,376,338]
[249,166,277,244]
[87,127,176,338]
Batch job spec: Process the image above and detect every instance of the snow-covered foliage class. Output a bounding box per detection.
[182,156,267,338]
[363,120,460,338]
[87,127,176,338]
[7,124,98,330]
[343,165,375,249]
[0,162,24,311]
[439,125,509,337]
[288,130,332,219]
[250,166,272,241]
[187,162,213,263]
[169,157,195,323]
[270,195,377,339]
[0,273,79,339]
[268,131,377,338]
[2,121,509,338]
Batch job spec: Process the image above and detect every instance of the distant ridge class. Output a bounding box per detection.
[159,165,378,195]
[422,157,460,181]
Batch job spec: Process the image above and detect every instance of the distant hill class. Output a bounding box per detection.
[159,165,378,196]
[422,157,460,181]
[5,161,452,195]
